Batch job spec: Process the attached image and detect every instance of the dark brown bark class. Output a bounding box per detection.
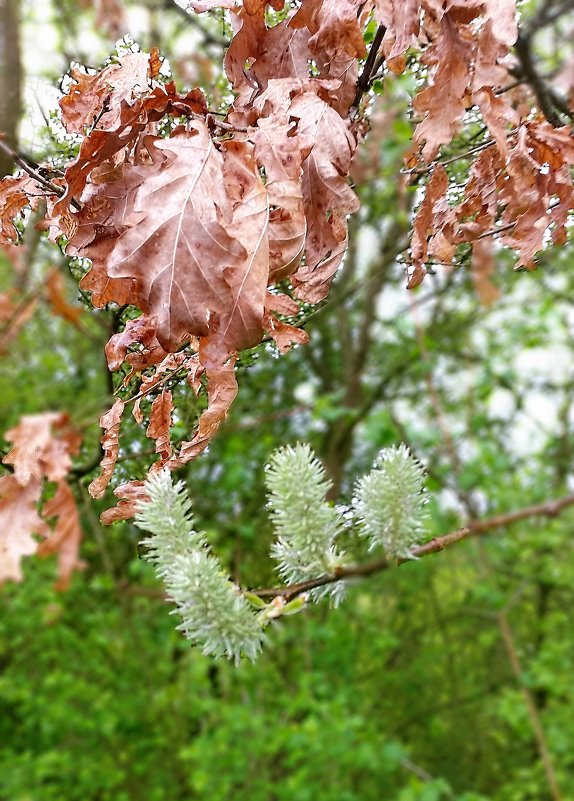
[0,0,21,177]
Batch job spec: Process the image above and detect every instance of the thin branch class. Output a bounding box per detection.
[161,0,229,47]
[350,24,386,115]
[523,0,574,38]
[252,492,574,601]
[498,611,564,801]
[0,137,64,197]
[513,34,567,126]
[404,130,518,176]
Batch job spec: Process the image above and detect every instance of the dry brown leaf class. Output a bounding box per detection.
[252,114,306,281]
[291,0,367,61]
[287,90,359,302]
[263,290,309,352]
[170,348,238,468]
[105,315,168,372]
[55,82,207,223]
[376,0,420,71]
[132,351,195,423]
[45,268,84,327]
[220,139,270,349]
[38,481,85,591]
[60,52,151,135]
[413,14,473,161]
[3,412,73,485]
[0,476,48,583]
[471,237,500,306]
[100,479,148,525]
[0,294,37,354]
[410,165,448,276]
[0,175,43,244]
[103,126,248,351]
[146,390,173,464]
[88,399,125,499]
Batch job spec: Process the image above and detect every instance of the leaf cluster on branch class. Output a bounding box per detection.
[1,0,573,525]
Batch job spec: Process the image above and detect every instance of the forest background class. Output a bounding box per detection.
[1,0,574,799]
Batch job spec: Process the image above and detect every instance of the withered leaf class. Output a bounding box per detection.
[0,476,49,583]
[471,237,500,306]
[287,90,359,302]
[60,51,151,135]
[411,164,449,275]
[38,481,85,591]
[105,315,168,372]
[220,139,270,350]
[100,479,148,525]
[45,268,84,328]
[104,126,248,351]
[3,412,74,485]
[0,175,43,244]
[252,113,306,281]
[146,390,174,464]
[88,399,125,499]
[169,350,238,468]
[413,14,472,161]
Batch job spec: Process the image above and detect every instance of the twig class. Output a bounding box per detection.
[252,492,574,600]
[0,137,64,197]
[120,364,191,406]
[513,34,565,126]
[404,130,518,176]
[161,0,229,47]
[350,24,386,114]
[498,611,564,801]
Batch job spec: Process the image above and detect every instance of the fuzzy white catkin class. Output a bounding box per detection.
[135,470,264,664]
[265,443,346,603]
[353,444,428,559]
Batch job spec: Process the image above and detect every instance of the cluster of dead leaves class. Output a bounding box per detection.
[0,0,572,522]
[4,0,365,521]
[389,1,574,291]
[0,413,84,588]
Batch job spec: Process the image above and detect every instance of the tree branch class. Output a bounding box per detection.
[161,0,229,48]
[0,137,64,196]
[350,24,386,115]
[513,34,571,126]
[252,492,574,601]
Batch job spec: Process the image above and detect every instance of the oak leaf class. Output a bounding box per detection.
[38,481,85,591]
[3,412,75,485]
[88,399,125,499]
[413,14,472,161]
[147,390,174,465]
[102,126,248,351]
[59,51,151,135]
[0,175,43,245]
[0,476,49,583]
[287,90,359,302]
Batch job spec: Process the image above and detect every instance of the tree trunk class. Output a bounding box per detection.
[0,0,22,177]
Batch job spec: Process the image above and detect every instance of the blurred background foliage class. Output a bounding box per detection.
[1,1,574,799]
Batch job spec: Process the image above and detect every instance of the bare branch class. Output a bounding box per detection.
[350,24,386,115]
[0,137,64,197]
[252,492,574,601]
